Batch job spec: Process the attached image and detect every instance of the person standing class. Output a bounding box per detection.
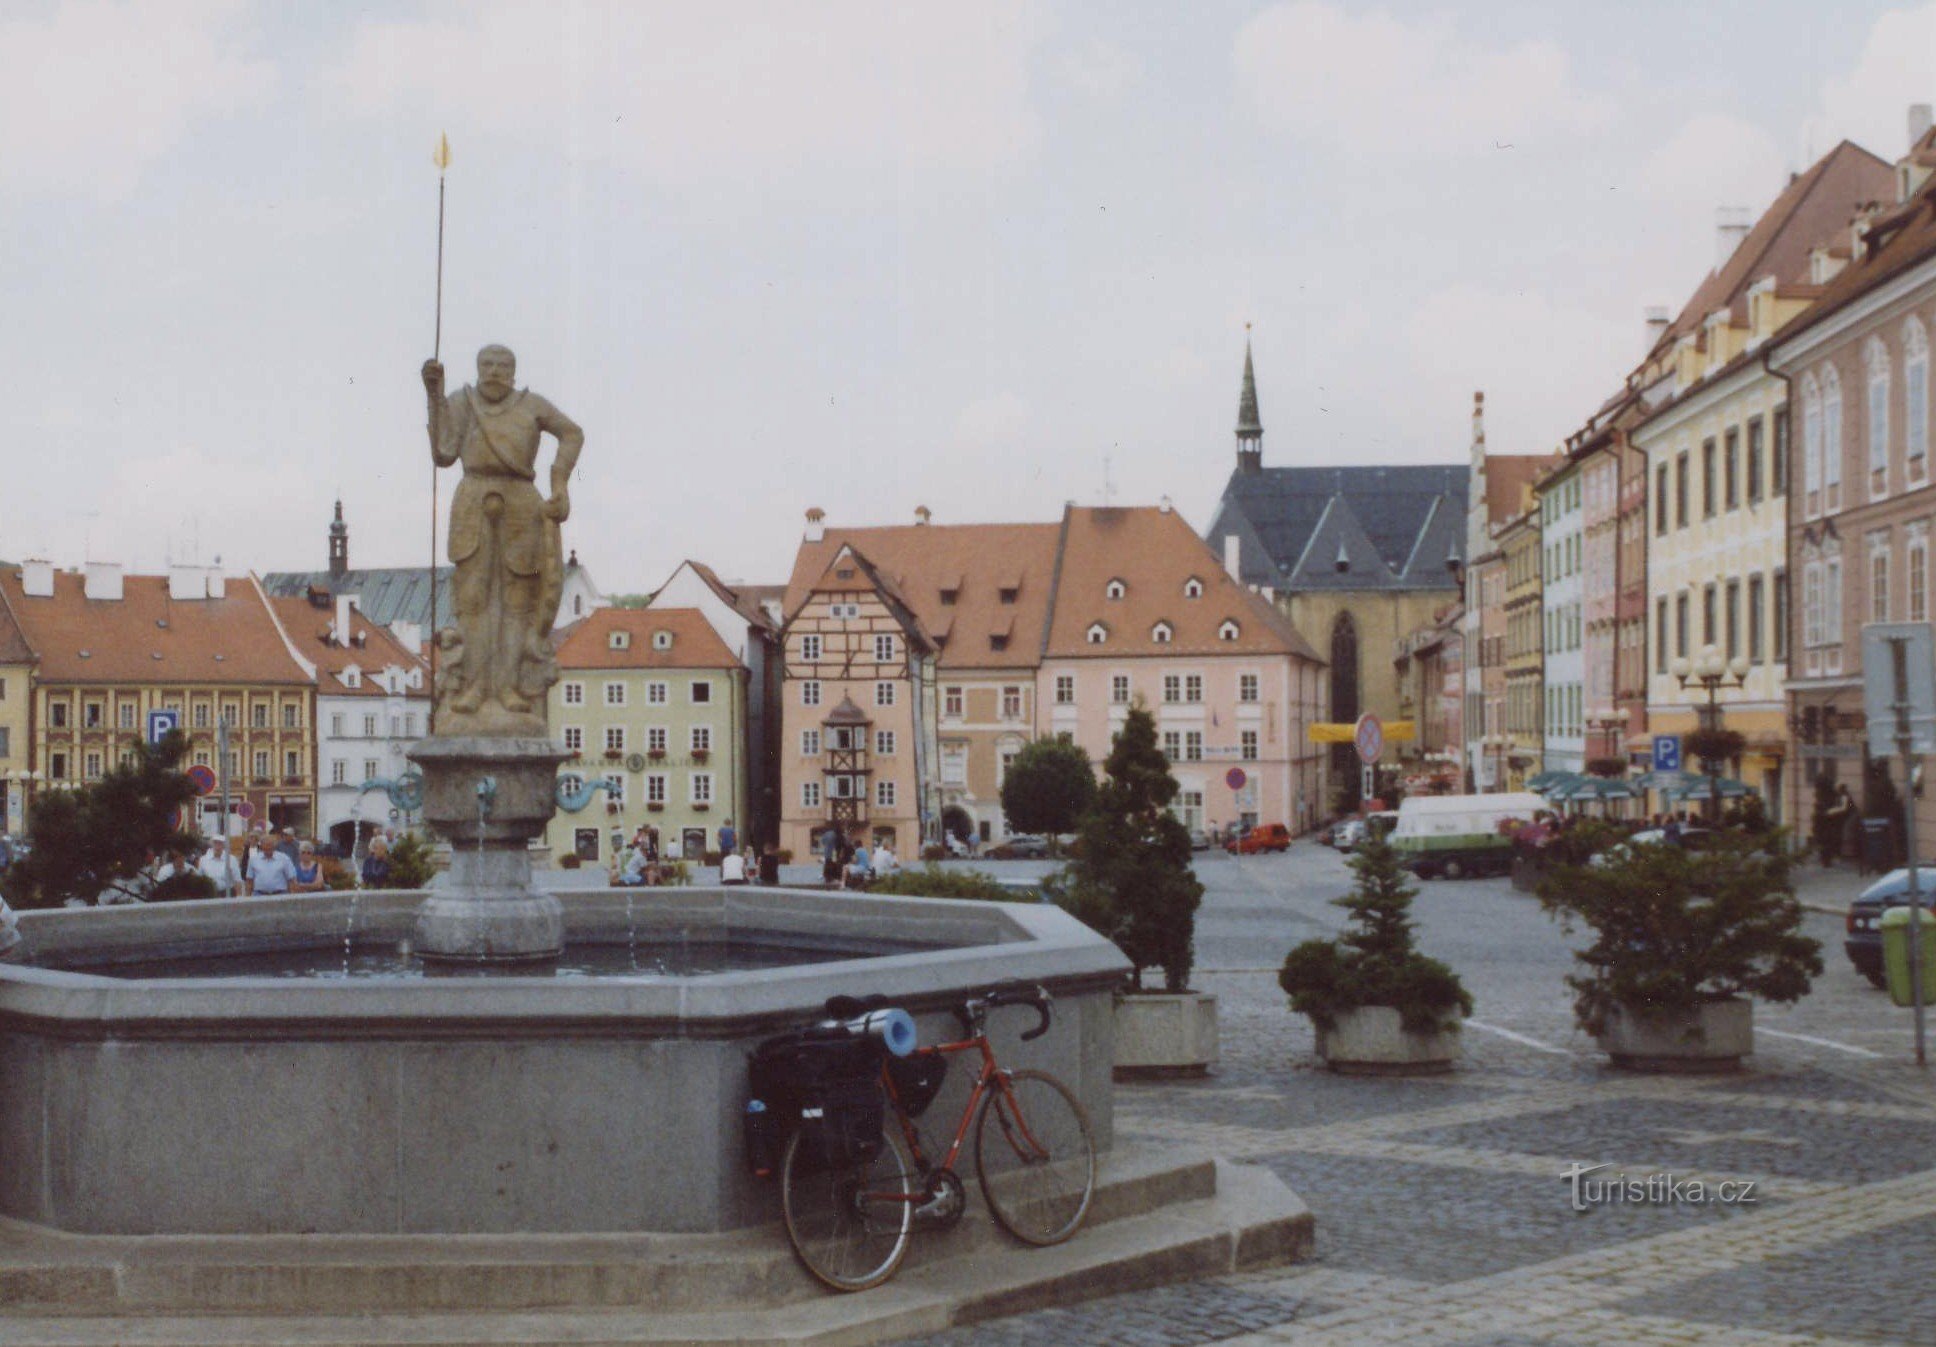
[290,843,327,893]
[248,835,298,897]
[360,837,391,889]
[720,849,747,885]
[819,827,841,888]
[758,842,781,887]
[718,818,737,857]
[199,840,240,896]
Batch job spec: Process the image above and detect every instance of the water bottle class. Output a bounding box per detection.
[744,1098,777,1178]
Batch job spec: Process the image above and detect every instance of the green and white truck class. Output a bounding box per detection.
[1388,793,1547,880]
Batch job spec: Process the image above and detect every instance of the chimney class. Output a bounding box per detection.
[391,620,422,655]
[1912,103,1933,147]
[914,505,932,526]
[334,594,355,647]
[1644,306,1670,353]
[84,561,123,601]
[205,568,225,599]
[1471,390,1485,447]
[805,507,826,543]
[1158,495,1173,514]
[168,563,203,601]
[1223,533,1242,582]
[20,559,53,598]
[1715,207,1751,269]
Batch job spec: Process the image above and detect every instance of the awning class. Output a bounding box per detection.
[1308,721,1417,744]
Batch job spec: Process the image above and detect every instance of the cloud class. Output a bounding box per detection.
[1810,3,1936,160]
[1059,40,1143,99]
[1403,285,1632,455]
[0,0,274,201]
[1636,114,1787,211]
[951,391,1031,448]
[1233,1,1612,155]
[319,1,1044,187]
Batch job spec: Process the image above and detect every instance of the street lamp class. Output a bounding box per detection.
[1671,644,1750,824]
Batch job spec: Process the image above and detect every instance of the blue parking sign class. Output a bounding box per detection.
[1652,735,1681,772]
[146,709,181,745]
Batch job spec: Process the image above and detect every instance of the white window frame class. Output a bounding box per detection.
[604,725,626,753]
[1870,533,1891,624]
[1001,686,1022,719]
[1162,674,1181,703]
[943,686,963,718]
[874,729,896,755]
[1111,673,1130,704]
[874,680,896,707]
[646,681,668,705]
[1824,365,1844,508]
[875,779,896,808]
[802,729,821,755]
[604,681,626,707]
[1183,577,1204,598]
[1151,621,1173,644]
[563,725,583,752]
[1054,674,1075,705]
[802,680,822,708]
[873,634,896,662]
[802,781,821,808]
[646,773,667,805]
[801,634,822,663]
[1238,672,1259,703]
[1184,674,1203,703]
[1867,337,1892,496]
[691,724,712,754]
[1908,317,1930,484]
[647,726,667,754]
[690,772,713,805]
[1086,622,1108,644]
[1105,579,1126,600]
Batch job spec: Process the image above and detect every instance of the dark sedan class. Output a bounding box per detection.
[1846,866,1936,988]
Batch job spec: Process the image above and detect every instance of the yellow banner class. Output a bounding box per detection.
[1308,721,1416,744]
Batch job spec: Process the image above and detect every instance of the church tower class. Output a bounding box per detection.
[328,499,349,579]
[1235,332,1263,474]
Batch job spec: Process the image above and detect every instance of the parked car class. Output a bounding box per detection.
[1845,866,1936,988]
[1188,827,1214,852]
[945,833,973,858]
[1229,823,1293,854]
[1587,826,1716,868]
[987,834,1052,860]
[1333,819,1367,852]
[1390,793,1548,879]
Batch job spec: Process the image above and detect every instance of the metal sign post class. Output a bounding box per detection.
[1862,623,1933,1067]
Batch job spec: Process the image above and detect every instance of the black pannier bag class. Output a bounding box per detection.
[747,1032,885,1173]
[885,1050,949,1118]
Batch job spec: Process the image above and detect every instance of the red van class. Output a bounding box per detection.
[1228,823,1292,854]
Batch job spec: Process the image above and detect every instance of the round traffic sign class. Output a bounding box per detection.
[236,801,255,820]
[185,764,217,796]
[1354,713,1384,765]
[1225,767,1248,791]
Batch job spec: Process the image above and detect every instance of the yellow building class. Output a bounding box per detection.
[544,607,750,868]
[0,563,318,836]
[1499,504,1545,790]
[0,589,36,837]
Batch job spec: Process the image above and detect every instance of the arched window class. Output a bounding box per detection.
[1801,372,1822,508]
[1906,316,1929,482]
[1150,621,1173,644]
[1328,612,1359,780]
[1086,622,1108,645]
[1866,336,1891,493]
[652,630,673,650]
[1822,365,1843,507]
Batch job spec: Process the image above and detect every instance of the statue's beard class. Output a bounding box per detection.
[478,377,513,401]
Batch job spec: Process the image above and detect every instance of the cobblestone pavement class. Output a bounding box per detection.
[898,841,1936,1347]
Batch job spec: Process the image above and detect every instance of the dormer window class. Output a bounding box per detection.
[652,630,673,651]
[342,665,361,689]
[1086,622,1109,645]
[989,633,1010,652]
[998,586,1018,605]
[609,630,631,650]
[1183,577,1204,599]
[1105,579,1126,600]
[1218,620,1241,642]
[1151,622,1173,645]
[940,587,958,605]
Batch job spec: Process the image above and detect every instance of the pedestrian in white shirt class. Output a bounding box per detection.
[874,842,898,875]
[720,851,747,885]
[199,841,241,896]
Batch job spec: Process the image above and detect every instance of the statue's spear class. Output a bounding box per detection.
[429,132,450,733]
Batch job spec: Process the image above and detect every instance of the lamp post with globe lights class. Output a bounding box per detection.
[1672,644,1751,825]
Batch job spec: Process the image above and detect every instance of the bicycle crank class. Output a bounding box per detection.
[914,1167,966,1229]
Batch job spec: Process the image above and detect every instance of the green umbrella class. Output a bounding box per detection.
[1555,775,1638,801]
[1667,776,1757,800]
[1527,770,1574,792]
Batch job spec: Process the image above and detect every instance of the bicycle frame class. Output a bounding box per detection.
[872,1032,1052,1203]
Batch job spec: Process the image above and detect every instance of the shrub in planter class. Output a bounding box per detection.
[870,865,1017,901]
[1585,756,1627,779]
[386,833,436,891]
[775,848,794,865]
[1535,832,1821,1044]
[1683,726,1745,769]
[559,854,582,870]
[1056,703,1202,992]
[920,843,947,861]
[1278,834,1472,1036]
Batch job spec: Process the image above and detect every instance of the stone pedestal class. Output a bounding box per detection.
[408,736,567,962]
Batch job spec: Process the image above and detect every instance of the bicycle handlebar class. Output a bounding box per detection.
[959,983,1052,1041]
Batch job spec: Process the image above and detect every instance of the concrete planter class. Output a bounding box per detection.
[1114,990,1218,1078]
[1314,1005,1461,1075]
[1597,997,1751,1073]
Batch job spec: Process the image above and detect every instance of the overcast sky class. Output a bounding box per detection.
[3,1,1934,594]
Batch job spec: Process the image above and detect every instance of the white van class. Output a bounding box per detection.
[1388,793,1546,880]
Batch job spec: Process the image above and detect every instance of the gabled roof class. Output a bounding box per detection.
[0,583,36,667]
[1648,140,1895,360]
[1485,455,1556,528]
[1210,464,1467,592]
[823,695,871,726]
[1044,506,1320,660]
[681,561,780,633]
[1,570,311,686]
[554,607,741,671]
[261,567,453,632]
[269,596,427,699]
[1770,156,1936,351]
[782,523,1059,669]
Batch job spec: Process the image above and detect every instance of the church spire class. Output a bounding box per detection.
[1235,327,1263,473]
[328,499,349,579]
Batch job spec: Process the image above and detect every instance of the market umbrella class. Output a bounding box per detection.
[1633,770,1692,793]
[1667,776,1758,800]
[1526,770,1575,793]
[1554,775,1638,801]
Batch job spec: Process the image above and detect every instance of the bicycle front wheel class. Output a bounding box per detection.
[974,1069,1096,1246]
[779,1122,914,1292]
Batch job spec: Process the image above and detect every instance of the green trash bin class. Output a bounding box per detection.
[1880,905,1936,1008]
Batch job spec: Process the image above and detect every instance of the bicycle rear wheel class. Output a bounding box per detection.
[779,1122,914,1292]
[974,1069,1095,1246]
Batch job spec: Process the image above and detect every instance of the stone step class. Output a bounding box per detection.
[0,1160,1310,1347]
[0,1146,1222,1317]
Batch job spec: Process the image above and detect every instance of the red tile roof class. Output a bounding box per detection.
[553,606,741,670]
[1485,455,1556,527]
[1770,162,1936,350]
[0,570,310,686]
[269,596,427,699]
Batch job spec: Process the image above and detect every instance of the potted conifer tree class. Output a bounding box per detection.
[1052,703,1212,1077]
[1536,831,1820,1071]
[1278,833,1471,1073]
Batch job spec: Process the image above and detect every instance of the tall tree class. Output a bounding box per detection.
[1061,704,1203,991]
[2,732,199,910]
[999,737,1098,836]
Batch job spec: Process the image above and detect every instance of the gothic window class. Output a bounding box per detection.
[1329,611,1359,778]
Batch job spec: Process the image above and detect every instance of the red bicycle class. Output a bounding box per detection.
[777,985,1096,1292]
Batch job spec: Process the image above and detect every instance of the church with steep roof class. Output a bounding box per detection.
[1204,340,1468,799]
